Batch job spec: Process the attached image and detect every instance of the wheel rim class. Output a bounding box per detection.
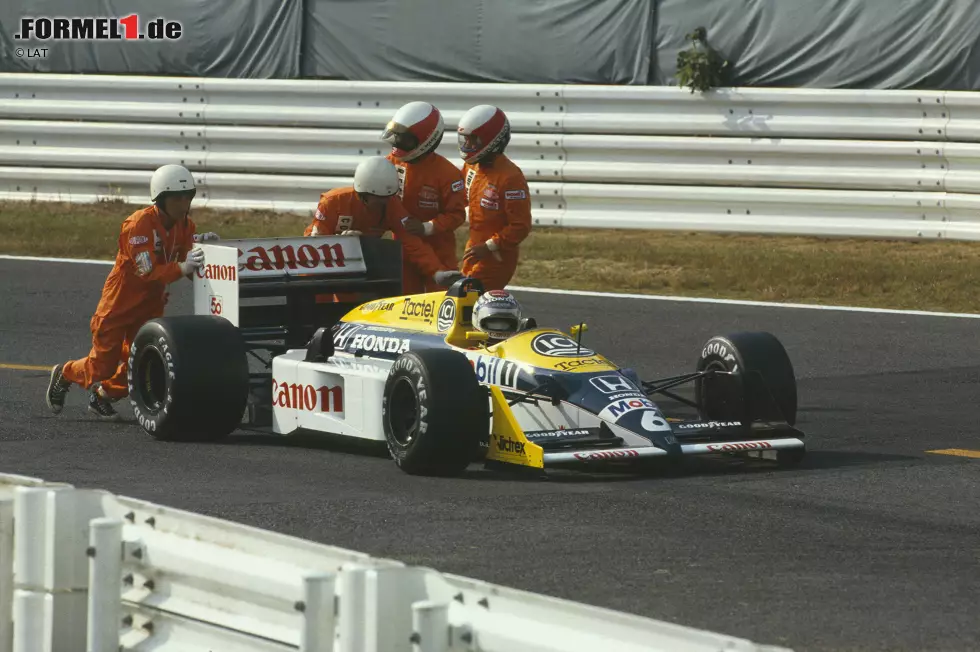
[136,346,168,412]
[700,360,739,420]
[388,377,419,447]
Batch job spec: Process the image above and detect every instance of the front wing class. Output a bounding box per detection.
[484,388,805,470]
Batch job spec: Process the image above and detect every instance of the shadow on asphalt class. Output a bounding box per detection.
[456,448,920,484]
[152,428,922,484]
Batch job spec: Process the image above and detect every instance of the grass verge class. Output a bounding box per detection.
[3,199,980,314]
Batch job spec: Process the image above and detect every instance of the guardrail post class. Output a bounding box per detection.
[411,601,449,652]
[12,486,106,652]
[13,488,49,652]
[364,567,428,652]
[12,590,47,652]
[86,518,122,652]
[337,565,368,652]
[299,571,336,652]
[0,498,14,652]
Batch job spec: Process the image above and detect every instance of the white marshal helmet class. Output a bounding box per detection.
[472,290,523,340]
[150,164,195,202]
[381,101,445,162]
[353,156,399,196]
[457,104,510,164]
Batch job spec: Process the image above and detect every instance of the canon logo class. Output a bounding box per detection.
[272,379,343,413]
[238,243,346,272]
[196,263,237,281]
[706,441,773,452]
[573,449,640,461]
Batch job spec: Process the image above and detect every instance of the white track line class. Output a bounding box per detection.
[0,254,112,265]
[2,253,977,319]
[505,285,980,319]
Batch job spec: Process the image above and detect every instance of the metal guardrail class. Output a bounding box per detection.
[2,73,980,239]
[0,473,793,652]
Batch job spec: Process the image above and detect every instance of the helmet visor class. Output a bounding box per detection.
[458,132,483,154]
[381,121,419,152]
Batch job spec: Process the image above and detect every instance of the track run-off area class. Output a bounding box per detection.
[1,256,978,652]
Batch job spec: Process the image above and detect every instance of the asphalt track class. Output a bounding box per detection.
[1,258,979,652]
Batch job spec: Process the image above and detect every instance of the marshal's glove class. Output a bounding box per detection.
[192,232,220,243]
[180,247,205,276]
[433,270,463,287]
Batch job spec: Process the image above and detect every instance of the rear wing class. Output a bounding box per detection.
[192,235,402,349]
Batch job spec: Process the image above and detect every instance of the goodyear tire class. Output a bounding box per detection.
[128,315,249,442]
[382,348,489,476]
[694,331,798,428]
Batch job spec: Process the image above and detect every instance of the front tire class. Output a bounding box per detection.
[382,349,489,476]
[694,331,798,427]
[128,315,249,442]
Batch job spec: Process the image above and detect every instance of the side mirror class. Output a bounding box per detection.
[519,317,537,331]
[570,323,588,336]
[305,327,335,362]
[465,331,490,342]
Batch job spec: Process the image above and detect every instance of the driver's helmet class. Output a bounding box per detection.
[472,290,522,340]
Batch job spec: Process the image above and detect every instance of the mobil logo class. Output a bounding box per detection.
[599,397,656,422]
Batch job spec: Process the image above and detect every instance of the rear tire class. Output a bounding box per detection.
[694,331,798,427]
[382,349,488,476]
[128,315,249,442]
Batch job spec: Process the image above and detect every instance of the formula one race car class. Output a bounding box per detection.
[126,235,806,476]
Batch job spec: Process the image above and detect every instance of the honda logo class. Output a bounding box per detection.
[589,375,637,394]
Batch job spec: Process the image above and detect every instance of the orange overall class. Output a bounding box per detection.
[461,154,533,291]
[304,187,447,296]
[63,205,196,399]
[387,152,466,293]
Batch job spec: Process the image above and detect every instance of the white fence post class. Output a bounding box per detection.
[0,498,14,652]
[411,601,449,652]
[337,565,368,652]
[11,590,47,652]
[11,486,106,652]
[12,488,49,652]
[299,571,335,652]
[85,518,122,652]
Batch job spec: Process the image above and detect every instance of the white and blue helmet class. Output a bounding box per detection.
[472,290,522,340]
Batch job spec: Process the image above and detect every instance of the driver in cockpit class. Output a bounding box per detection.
[471,290,524,344]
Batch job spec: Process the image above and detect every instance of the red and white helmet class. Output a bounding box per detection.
[381,101,445,162]
[457,105,510,164]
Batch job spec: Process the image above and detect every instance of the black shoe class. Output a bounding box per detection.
[45,364,72,414]
[88,386,120,420]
